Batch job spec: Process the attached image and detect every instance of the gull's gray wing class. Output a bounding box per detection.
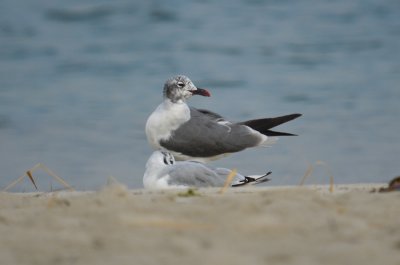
[160,108,264,158]
[196,109,225,122]
[165,162,226,187]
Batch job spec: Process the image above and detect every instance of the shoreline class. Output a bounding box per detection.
[1,182,388,196]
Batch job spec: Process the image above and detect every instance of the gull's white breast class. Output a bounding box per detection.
[145,100,191,150]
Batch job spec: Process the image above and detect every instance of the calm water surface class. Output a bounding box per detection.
[1,0,399,190]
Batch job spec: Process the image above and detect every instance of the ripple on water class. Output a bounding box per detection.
[45,5,114,22]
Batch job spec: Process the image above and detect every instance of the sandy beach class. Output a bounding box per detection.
[0,184,399,265]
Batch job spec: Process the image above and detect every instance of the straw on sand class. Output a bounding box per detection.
[219,169,237,194]
[299,161,334,192]
[2,163,74,192]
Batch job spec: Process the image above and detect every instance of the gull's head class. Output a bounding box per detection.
[163,75,211,103]
[146,150,175,169]
[144,150,176,189]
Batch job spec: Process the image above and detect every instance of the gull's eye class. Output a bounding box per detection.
[161,152,169,165]
[166,154,174,165]
[163,156,169,165]
[162,152,174,165]
[177,82,185,88]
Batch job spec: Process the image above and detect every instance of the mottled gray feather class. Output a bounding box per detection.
[165,162,227,187]
[160,107,263,158]
[196,109,225,122]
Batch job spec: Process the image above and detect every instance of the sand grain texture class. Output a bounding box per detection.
[0,184,399,265]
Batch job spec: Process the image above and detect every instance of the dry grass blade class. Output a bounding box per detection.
[219,169,237,194]
[2,163,74,192]
[299,163,314,186]
[26,170,38,190]
[299,161,334,188]
[2,164,42,191]
[38,163,74,191]
[316,161,334,191]
[2,174,29,192]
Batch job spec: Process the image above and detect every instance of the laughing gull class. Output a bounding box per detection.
[145,75,301,162]
[143,150,271,189]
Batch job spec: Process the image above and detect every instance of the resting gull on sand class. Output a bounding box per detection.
[143,150,271,189]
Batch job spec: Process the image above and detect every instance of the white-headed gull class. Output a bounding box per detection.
[145,75,301,162]
[143,150,271,189]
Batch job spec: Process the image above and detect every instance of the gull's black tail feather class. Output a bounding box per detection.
[231,172,272,187]
[239,113,302,136]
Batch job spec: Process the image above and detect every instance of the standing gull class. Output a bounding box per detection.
[146,75,301,162]
[143,150,271,189]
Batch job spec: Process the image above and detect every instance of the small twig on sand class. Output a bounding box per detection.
[299,163,314,186]
[2,163,74,192]
[26,170,38,190]
[329,176,334,193]
[219,169,237,194]
[299,161,334,190]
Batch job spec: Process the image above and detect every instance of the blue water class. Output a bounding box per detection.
[1,0,400,191]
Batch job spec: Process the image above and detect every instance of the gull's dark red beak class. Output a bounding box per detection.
[191,88,211,97]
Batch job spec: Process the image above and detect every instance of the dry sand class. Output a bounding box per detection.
[0,184,399,265]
